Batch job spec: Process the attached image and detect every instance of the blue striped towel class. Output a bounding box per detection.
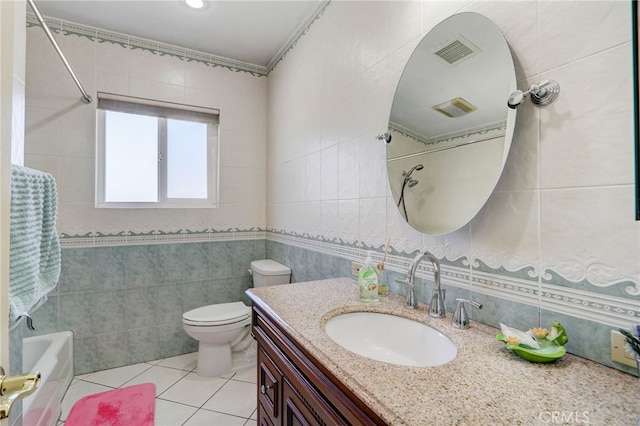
[9,165,61,322]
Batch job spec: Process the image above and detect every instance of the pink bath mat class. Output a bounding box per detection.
[65,383,156,426]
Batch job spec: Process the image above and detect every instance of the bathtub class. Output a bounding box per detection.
[22,331,73,426]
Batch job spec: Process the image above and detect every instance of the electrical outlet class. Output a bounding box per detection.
[351,262,363,277]
[611,330,636,367]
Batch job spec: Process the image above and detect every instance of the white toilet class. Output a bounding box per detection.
[182,259,291,377]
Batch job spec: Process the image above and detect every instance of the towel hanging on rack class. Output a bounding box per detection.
[9,165,61,324]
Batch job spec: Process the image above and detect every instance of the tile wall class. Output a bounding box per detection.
[24,239,264,374]
[20,16,269,374]
[24,17,267,239]
[265,0,640,374]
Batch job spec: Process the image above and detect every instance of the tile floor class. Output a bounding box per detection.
[57,352,257,426]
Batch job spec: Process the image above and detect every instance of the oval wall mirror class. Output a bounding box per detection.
[386,12,517,235]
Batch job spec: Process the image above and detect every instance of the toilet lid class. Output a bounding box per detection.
[183,302,251,326]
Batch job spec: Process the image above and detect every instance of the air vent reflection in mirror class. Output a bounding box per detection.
[432,97,477,118]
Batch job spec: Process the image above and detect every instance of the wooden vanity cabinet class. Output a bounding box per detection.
[251,303,384,426]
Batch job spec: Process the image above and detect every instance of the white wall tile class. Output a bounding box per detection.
[96,72,128,95]
[337,199,360,244]
[25,58,61,109]
[96,41,128,76]
[156,82,186,104]
[386,196,423,254]
[540,186,640,293]
[495,86,540,192]
[539,0,631,71]
[219,129,266,170]
[320,200,338,240]
[360,197,387,249]
[321,145,338,200]
[358,58,392,133]
[306,201,322,238]
[422,0,471,33]
[184,209,214,232]
[423,225,471,263]
[305,150,322,201]
[59,202,95,237]
[23,154,58,176]
[129,48,160,81]
[24,105,60,155]
[26,26,267,236]
[387,1,422,56]
[292,157,306,202]
[185,61,213,91]
[155,209,186,233]
[94,206,128,236]
[466,0,539,79]
[540,44,634,188]
[58,104,95,158]
[357,1,389,72]
[57,156,94,203]
[471,190,540,273]
[127,209,160,235]
[358,134,387,199]
[57,33,96,82]
[158,55,186,86]
[127,77,159,99]
[338,140,360,200]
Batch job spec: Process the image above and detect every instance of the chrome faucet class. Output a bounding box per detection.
[396,251,446,317]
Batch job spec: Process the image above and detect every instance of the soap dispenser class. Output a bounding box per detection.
[358,252,379,303]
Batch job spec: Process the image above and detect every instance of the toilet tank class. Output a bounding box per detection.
[250,260,291,288]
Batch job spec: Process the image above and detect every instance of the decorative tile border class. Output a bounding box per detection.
[60,228,266,248]
[26,0,331,77]
[389,119,507,149]
[540,283,640,328]
[265,229,640,329]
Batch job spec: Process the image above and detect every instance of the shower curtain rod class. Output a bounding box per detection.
[27,0,93,104]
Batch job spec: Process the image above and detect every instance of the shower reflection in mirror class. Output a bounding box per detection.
[397,164,423,222]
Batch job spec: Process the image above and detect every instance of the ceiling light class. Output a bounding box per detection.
[185,0,204,9]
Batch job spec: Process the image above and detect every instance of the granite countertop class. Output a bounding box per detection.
[247,277,640,425]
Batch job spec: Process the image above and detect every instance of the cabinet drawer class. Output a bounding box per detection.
[258,347,281,423]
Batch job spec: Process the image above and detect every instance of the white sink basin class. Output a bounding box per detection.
[325,312,456,367]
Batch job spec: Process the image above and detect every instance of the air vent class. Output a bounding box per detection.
[432,97,477,118]
[434,38,477,64]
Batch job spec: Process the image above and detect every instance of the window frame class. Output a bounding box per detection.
[96,92,220,209]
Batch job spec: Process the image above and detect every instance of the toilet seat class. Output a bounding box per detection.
[183,302,251,326]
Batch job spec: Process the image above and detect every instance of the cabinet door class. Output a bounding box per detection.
[283,379,323,426]
[258,348,281,424]
[259,403,275,426]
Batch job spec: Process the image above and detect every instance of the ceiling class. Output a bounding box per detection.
[32,0,324,68]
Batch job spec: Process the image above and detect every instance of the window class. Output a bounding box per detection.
[96,92,219,208]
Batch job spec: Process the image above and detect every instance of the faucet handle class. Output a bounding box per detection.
[452,298,483,329]
[395,279,418,309]
[395,278,412,287]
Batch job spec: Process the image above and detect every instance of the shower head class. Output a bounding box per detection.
[402,164,424,178]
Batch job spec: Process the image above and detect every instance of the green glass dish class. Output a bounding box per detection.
[496,333,567,363]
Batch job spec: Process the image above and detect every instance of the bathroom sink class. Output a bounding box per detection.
[325,312,456,367]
